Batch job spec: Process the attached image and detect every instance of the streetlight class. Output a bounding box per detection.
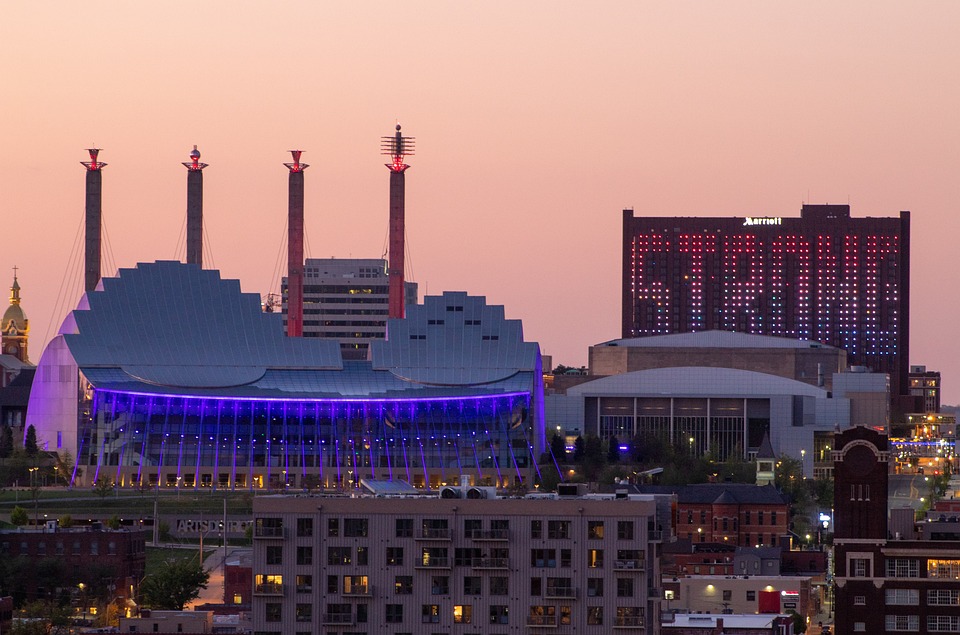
[801,449,806,478]
[29,467,39,527]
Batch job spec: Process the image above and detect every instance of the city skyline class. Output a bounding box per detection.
[3,3,959,402]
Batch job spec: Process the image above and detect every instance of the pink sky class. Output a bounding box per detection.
[3,3,959,402]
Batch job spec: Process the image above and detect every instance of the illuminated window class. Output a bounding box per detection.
[453,604,472,624]
[928,559,960,579]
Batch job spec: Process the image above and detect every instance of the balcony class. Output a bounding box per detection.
[254,526,286,539]
[614,559,644,571]
[544,586,577,599]
[469,557,509,570]
[253,583,284,596]
[468,528,510,541]
[415,557,451,569]
[614,616,645,628]
[417,528,452,541]
[526,615,558,627]
[322,613,355,625]
[343,585,372,596]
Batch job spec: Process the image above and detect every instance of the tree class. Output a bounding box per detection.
[93,476,114,499]
[139,559,209,610]
[582,435,605,480]
[549,434,567,463]
[607,436,620,464]
[59,514,74,528]
[572,436,585,463]
[105,515,122,530]
[54,451,80,485]
[23,425,38,456]
[10,505,28,526]
[0,424,13,458]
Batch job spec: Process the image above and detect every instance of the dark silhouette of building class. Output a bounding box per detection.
[621,204,910,411]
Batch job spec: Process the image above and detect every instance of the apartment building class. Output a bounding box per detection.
[251,486,671,635]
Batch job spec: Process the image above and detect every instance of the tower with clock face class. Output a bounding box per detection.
[2,272,29,364]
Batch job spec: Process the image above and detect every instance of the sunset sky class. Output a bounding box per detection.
[3,3,959,402]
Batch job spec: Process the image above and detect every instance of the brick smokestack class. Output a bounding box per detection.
[182,145,208,267]
[284,150,308,337]
[382,125,414,319]
[81,149,106,293]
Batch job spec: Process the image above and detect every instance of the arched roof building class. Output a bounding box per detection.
[27,261,544,489]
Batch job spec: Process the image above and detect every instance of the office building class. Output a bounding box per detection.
[251,487,671,635]
[282,258,418,360]
[621,205,910,410]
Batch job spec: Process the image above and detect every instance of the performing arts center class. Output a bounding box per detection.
[25,261,545,490]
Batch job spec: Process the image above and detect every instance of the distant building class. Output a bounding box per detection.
[282,258,418,360]
[590,331,846,392]
[832,425,960,634]
[119,610,214,634]
[2,273,31,364]
[663,613,794,635]
[622,205,911,412]
[629,484,789,548]
[669,575,814,623]
[909,365,942,413]
[251,487,671,634]
[0,526,147,606]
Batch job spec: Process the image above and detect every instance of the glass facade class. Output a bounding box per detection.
[79,389,534,490]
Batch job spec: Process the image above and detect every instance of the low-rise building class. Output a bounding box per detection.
[251,484,672,635]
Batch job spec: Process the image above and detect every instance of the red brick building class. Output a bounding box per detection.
[0,527,147,606]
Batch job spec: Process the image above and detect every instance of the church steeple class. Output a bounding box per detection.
[755,432,777,486]
[2,267,30,363]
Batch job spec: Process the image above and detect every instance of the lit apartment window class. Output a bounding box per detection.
[394,576,412,595]
[453,605,472,624]
[588,521,604,539]
[588,549,604,568]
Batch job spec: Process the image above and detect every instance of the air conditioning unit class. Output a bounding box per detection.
[466,487,497,499]
[440,487,463,499]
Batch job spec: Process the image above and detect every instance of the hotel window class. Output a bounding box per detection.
[587,578,604,597]
[490,605,509,625]
[851,558,869,577]
[344,518,368,537]
[296,546,312,566]
[296,575,312,593]
[463,576,482,595]
[394,576,412,595]
[886,559,920,578]
[587,549,604,568]
[885,589,919,605]
[266,546,283,565]
[385,604,403,623]
[928,615,960,632]
[327,546,351,565]
[387,547,403,566]
[343,575,368,595]
[617,521,634,540]
[328,518,340,537]
[422,605,440,624]
[528,605,555,626]
[588,521,604,539]
[928,589,960,605]
[396,518,413,537]
[295,603,311,623]
[531,549,557,568]
[265,603,282,623]
[296,518,313,537]
[464,519,482,538]
[560,606,571,625]
[431,576,449,595]
[928,559,960,579]
[548,520,571,539]
[453,605,472,624]
[489,577,508,595]
[885,615,919,631]
[587,606,603,625]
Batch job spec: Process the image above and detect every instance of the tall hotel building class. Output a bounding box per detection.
[622,204,910,408]
[282,258,418,360]
[251,487,670,635]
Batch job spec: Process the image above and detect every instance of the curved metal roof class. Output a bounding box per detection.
[597,330,839,350]
[567,366,828,398]
[64,261,343,388]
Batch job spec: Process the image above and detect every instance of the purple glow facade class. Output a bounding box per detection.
[81,389,534,490]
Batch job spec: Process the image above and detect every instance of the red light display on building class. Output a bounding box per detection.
[622,205,910,402]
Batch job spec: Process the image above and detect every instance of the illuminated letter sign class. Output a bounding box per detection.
[743,217,782,226]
